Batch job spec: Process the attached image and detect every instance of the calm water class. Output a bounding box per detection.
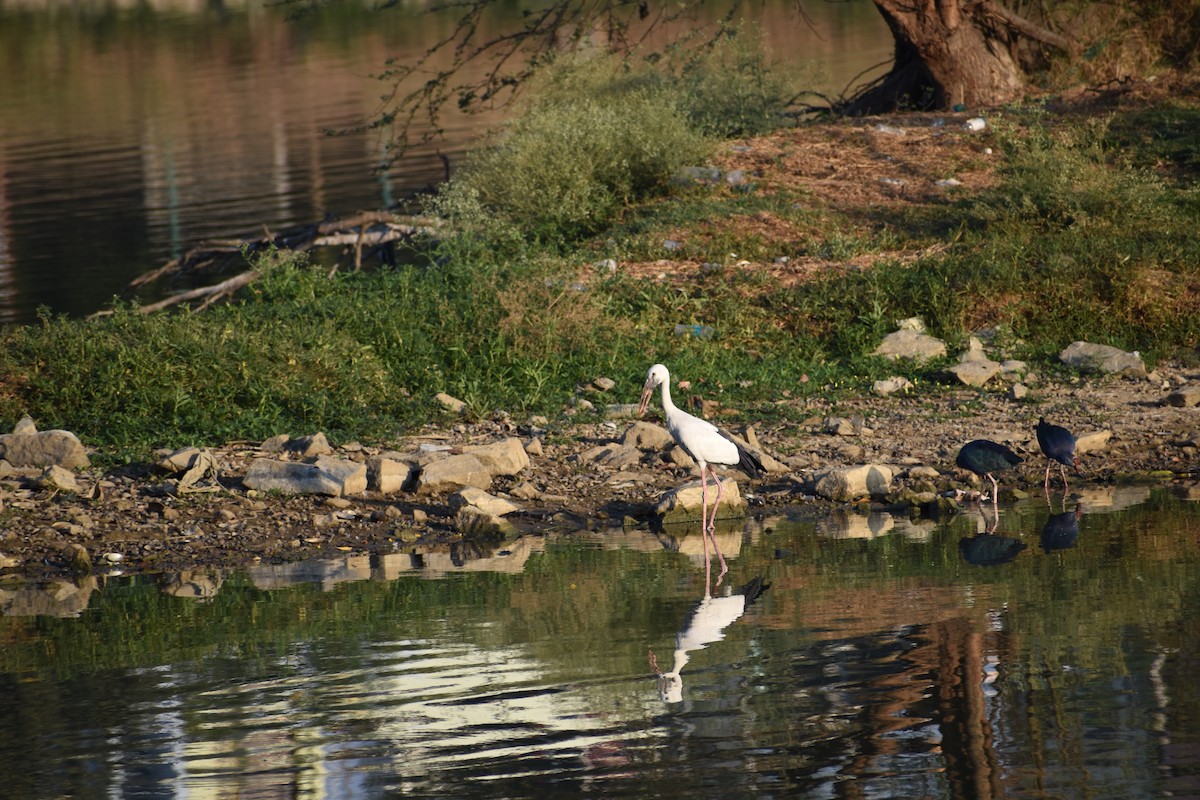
[0,0,892,324]
[2,486,1199,798]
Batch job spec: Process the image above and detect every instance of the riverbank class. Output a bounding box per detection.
[2,98,1199,580]
[1,355,1196,580]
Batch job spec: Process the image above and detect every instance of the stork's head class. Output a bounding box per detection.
[637,363,669,417]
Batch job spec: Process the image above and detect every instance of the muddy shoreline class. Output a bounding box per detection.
[1,363,1196,582]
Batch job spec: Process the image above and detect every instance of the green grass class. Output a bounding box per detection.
[1,69,1198,463]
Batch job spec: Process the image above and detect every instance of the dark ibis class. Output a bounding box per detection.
[638,363,764,586]
[956,439,1023,510]
[1040,507,1082,553]
[1036,418,1081,492]
[959,534,1027,566]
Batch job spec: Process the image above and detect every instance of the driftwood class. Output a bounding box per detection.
[94,211,441,317]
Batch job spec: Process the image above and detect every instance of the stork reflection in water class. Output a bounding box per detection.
[649,576,769,704]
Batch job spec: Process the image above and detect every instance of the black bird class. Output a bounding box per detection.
[956,439,1023,511]
[960,533,1027,566]
[1040,507,1082,553]
[1035,418,1081,492]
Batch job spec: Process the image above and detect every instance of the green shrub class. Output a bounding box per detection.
[428,55,712,244]
[671,23,809,137]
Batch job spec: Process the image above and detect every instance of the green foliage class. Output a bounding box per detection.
[427,54,712,245]
[426,30,809,246]
[670,23,810,138]
[2,99,1199,458]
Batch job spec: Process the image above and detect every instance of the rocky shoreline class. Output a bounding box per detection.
[0,346,1197,583]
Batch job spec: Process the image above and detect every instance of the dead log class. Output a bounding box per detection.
[97,211,444,316]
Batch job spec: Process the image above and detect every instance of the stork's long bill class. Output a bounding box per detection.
[637,377,656,417]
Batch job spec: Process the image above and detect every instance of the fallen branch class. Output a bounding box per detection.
[90,270,260,318]
[97,211,444,316]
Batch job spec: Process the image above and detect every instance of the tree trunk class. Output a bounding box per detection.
[845,0,1071,114]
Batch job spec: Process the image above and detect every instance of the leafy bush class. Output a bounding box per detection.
[428,55,711,244]
[671,23,809,138]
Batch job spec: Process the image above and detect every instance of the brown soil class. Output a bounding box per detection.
[2,108,1199,581]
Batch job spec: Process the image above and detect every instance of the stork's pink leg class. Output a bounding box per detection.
[700,469,711,592]
[710,467,728,587]
[1044,464,1051,492]
[989,473,1000,515]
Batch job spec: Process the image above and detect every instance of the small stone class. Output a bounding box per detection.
[873,377,913,396]
[456,506,519,539]
[655,477,745,523]
[604,404,640,419]
[873,329,947,363]
[367,457,413,494]
[524,438,544,457]
[1009,383,1029,400]
[812,464,895,501]
[592,377,616,392]
[623,422,674,451]
[449,487,521,517]
[12,415,37,435]
[259,434,290,452]
[1059,341,1147,378]
[1075,430,1112,454]
[435,392,467,414]
[510,480,541,500]
[1164,386,1200,407]
[38,465,80,493]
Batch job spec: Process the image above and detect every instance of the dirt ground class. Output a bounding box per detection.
[1,109,1198,582]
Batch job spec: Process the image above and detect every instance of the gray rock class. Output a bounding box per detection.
[449,487,520,517]
[260,434,290,452]
[288,433,333,457]
[1075,430,1112,454]
[1165,386,1200,407]
[873,376,913,396]
[825,417,866,436]
[604,403,641,419]
[509,480,541,500]
[12,415,37,435]
[244,457,367,497]
[897,317,926,332]
[812,464,895,501]
[465,438,529,476]
[1009,383,1029,400]
[1059,341,1147,378]
[623,421,674,451]
[157,446,204,473]
[1000,359,1028,376]
[523,437,544,457]
[578,443,644,469]
[667,444,696,468]
[456,506,519,539]
[873,329,947,362]
[367,456,413,494]
[0,430,89,469]
[904,465,940,480]
[592,376,616,392]
[435,392,467,414]
[416,453,493,494]
[948,358,1001,387]
[38,465,80,493]
[655,477,745,523]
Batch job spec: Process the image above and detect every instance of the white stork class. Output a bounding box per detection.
[638,363,764,586]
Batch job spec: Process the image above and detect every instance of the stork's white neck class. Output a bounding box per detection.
[659,378,679,417]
